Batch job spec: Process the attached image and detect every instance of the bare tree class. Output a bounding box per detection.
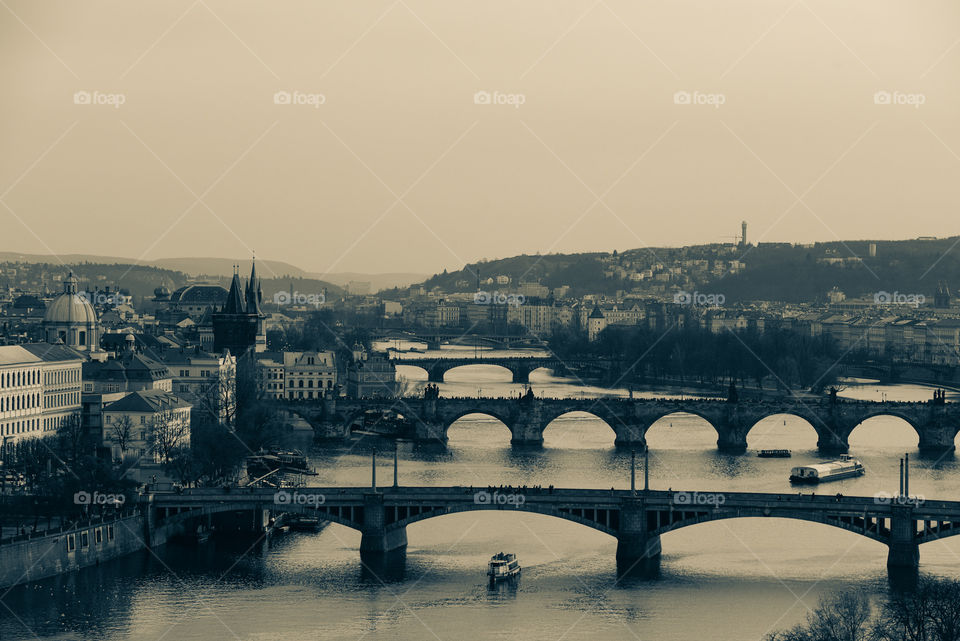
[109,415,134,461]
[150,409,189,464]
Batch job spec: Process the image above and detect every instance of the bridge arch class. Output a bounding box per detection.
[648,512,890,545]
[386,503,619,537]
[441,363,515,383]
[745,413,820,450]
[541,410,618,448]
[643,410,721,449]
[847,411,922,448]
[444,409,515,443]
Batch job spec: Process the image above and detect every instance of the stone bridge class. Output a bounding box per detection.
[391,356,588,383]
[303,396,960,453]
[149,486,960,580]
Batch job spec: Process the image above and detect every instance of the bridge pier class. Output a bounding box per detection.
[616,498,661,577]
[360,493,408,562]
[514,368,530,384]
[815,429,849,454]
[715,428,747,454]
[613,424,647,449]
[917,424,957,453]
[887,506,919,585]
[413,420,447,444]
[427,368,445,383]
[512,403,544,447]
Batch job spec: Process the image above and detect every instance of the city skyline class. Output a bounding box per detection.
[3,1,960,274]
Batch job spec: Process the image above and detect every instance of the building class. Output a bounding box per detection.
[165,283,228,320]
[82,335,173,394]
[158,347,237,427]
[587,306,606,342]
[281,351,337,400]
[0,343,84,447]
[101,389,192,463]
[41,273,103,356]
[212,261,266,356]
[346,349,397,398]
[255,350,337,401]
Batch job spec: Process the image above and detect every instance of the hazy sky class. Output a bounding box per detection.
[2,1,959,275]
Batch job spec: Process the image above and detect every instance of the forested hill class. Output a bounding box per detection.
[417,237,960,302]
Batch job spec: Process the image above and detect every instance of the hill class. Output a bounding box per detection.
[416,237,960,302]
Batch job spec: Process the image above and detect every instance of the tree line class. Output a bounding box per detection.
[768,578,960,641]
[549,325,843,392]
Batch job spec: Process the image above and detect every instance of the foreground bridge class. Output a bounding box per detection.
[301,396,960,453]
[150,486,960,581]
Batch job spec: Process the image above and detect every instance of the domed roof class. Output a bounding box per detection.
[169,283,228,305]
[44,273,98,325]
[44,293,98,325]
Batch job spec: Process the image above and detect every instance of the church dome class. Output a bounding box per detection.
[44,294,98,324]
[44,273,98,325]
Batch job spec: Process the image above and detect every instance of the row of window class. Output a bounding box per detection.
[291,379,334,388]
[45,369,79,386]
[0,368,40,389]
[288,390,327,399]
[178,369,213,378]
[0,393,41,412]
[1,413,77,437]
[66,524,115,551]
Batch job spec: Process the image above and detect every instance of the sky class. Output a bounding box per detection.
[2,0,959,275]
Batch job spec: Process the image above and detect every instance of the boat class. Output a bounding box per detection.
[246,449,316,479]
[789,454,864,483]
[758,449,792,458]
[487,552,521,582]
[287,516,324,532]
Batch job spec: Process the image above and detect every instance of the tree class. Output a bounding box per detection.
[109,415,134,461]
[150,409,189,464]
[767,591,872,641]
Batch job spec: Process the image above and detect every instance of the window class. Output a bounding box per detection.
[95,528,102,544]
[67,534,76,551]
[107,525,114,542]
[80,531,89,548]
[140,416,146,424]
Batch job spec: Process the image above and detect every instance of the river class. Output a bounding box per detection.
[4,345,960,641]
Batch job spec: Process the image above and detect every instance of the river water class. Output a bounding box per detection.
[5,345,960,641]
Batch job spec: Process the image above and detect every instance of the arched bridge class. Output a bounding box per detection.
[391,356,590,383]
[308,396,960,453]
[149,486,960,579]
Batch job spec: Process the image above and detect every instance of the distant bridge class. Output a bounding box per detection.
[296,396,960,452]
[390,355,608,383]
[150,486,956,579]
[371,329,545,350]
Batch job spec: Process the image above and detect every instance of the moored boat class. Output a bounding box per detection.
[758,449,792,458]
[789,454,864,483]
